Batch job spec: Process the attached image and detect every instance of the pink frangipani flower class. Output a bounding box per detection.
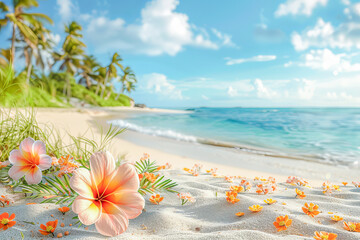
[8,137,52,184]
[70,151,145,237]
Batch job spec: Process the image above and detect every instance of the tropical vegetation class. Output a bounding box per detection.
[0,0,137,107]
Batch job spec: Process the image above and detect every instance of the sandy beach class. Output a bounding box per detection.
[1,107,360,239]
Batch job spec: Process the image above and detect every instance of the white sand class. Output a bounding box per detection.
[1,107,360,239]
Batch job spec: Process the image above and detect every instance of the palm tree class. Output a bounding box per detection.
[64,21,84,47]
[79,55,99,88]
[33,23,54,71]
[0,0,52,68]
[94,66,106,95]
[19,22,52,84]
[116,66,136,100]
[53,21,85,99]
[100,52,123,98]
[124,80,136,95]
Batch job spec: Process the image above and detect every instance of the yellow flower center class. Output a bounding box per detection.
[1,218,9,225]
[46,226,54,232]
[308,207,313,212]
[349,224,356,231]
[279,221,285,226]
[321,235,328,239]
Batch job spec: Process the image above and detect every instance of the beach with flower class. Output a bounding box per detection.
[1,0,360,237]
[0,108,359,240]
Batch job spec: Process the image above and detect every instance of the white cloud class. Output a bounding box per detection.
[299,48,360,75]
[254,79,277,98]
[56,0,74,22]
[226,55,276,65]
[343,2,360,19]
[84,0,233,55]
[291,18,360,51]
[143,73,183,100]
[134,74,360,106]
[201,95,209,100]
[344,8,351,18]
[326,91,360,103]
[211,28,235,47]
[275,0,327,17]
[227,86,238,97]
[340,92,355,100]
[326,91,338,99]
[298,79,316,100]
[284,61,293,67]
[48,33,61,46]
[79,13,92,21]
[351,3,360,16]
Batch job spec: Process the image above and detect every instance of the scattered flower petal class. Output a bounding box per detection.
[235,212,244,217]
[314,231,337,240]
[149,194,164,205]
[249,205,263,212]
[226,191,240,204]
[0,212,16,231]
[273,215,292,232]
[264,198,277,205]
[58,206,70,215]
[343,222,360,232]
[302,203,320,218]
[295,188,306,199]
[178,192,195,205]
[39,219,58,236]
[331,215,343,222]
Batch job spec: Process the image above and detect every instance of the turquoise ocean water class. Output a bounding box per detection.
[110,108,360,165]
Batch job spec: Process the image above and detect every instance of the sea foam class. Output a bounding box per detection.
[109,119,198,142]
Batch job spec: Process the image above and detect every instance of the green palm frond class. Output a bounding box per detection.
[6,14,37,44]
[136,159,178,195]
[135,159,158,174]
[14,174,76,206]
[21,12,53,24]
[14,0,39,9]
[0,2,9,12]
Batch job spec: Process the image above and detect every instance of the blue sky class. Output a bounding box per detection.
[1,0,360,108]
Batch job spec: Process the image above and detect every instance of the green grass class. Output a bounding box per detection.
[0,67,68,107]
[70,82,131,107]
[0,108,124,163]
[0,66,132,108]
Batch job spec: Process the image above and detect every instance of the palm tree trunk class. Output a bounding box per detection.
[26,50,33,85]
[100,71,109,98]
[63,75,71,101]
[11,23,16,68]
[85,76,92,88]
[67,76,71,100]
[95,83,100,95]
[105,90,112,100]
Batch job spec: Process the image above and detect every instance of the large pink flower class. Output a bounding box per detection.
[70,151,145,237]
[8,137,52,184]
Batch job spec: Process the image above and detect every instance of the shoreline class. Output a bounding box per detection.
[105,109,355,168]
[30,107,360,184]
[81,107,358,183]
